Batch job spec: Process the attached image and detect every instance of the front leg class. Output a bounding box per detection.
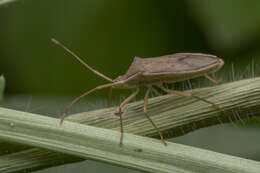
[118,87,140,146]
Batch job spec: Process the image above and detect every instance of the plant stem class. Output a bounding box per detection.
[1,77,260,172]
[0,107,260,173]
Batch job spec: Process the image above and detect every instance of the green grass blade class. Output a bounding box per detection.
[0,107,259,173]
[1,77,260,172]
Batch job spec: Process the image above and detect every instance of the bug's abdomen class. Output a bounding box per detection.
[124,59,224,86]
[115,53,224,88]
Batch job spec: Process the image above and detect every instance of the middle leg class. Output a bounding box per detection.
[143,86,167,146]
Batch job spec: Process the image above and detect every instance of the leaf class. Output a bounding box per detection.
[0,107,260,173]
[1,77,260,172]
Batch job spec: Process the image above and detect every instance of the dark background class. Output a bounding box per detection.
[0,0,260,173]
[2,0,260,97]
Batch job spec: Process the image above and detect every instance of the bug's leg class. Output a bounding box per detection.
[118,87,140,113]
[151,86,162,96]
[60,83,116,125]
[106,87,112,108]
[144,86,167,146]
[118,87,140,145]
[158,84,222,112]
[204,74,222,84]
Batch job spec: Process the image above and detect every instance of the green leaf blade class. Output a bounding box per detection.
[0,107,259,173]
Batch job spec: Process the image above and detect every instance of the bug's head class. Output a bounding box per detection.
[112,75,135,88]
[113,75,125,82]
[112,75,124,88]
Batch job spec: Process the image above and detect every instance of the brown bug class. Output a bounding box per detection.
[51,38,224,146]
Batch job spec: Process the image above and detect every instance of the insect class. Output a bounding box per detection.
[51,38,224,146]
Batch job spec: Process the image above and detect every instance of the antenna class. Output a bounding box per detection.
[51,38,113,82]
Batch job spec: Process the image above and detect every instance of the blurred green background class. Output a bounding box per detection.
[1,0,260,172]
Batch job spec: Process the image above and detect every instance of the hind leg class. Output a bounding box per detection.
[205,74,222,84]
[157,84,222,112]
